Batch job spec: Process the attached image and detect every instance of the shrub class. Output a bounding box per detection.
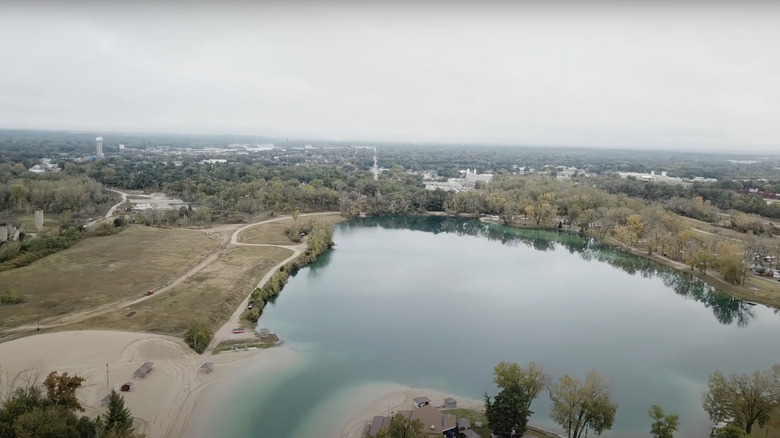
[184,320,212,354]
[0,290,24,305]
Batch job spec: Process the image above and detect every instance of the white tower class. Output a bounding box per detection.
[96,136,104,158]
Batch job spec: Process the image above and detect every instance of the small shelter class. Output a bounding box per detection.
[444,397,457,409]
[199,362,214,374]
[257,328,271,337]
[121,382,133,392]
[134,361,154,379]
[101,394,111,406]
[457,417,470,430]
[413,396,431,408]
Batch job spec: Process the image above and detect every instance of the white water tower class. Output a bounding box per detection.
[96,136,104,158]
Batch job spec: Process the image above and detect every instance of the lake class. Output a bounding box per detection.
[207,216,780,438]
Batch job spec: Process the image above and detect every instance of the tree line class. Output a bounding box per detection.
[484,361,778,438]
[368,359,780,438]
[0,370,141,438]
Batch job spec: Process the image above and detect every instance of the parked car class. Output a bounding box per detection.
[145,291,154,296]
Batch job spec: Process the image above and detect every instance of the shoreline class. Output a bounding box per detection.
[475,216,780,309]
[0,329,273,438]
[339,383,485,438]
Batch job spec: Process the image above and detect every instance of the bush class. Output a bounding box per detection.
[0,290,24,305]
[243,307,261,323]
[184,321,212,354]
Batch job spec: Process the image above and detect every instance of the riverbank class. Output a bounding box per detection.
[0,330,283,438]
[477,216,780,309]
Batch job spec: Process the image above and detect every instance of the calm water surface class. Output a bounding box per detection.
[211,216,780,438]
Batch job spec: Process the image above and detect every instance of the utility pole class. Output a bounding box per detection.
[106,362,109,389]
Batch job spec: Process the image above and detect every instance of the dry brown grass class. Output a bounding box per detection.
[68,245,293,336]
[237,213,345,245]
[0,225,221,329]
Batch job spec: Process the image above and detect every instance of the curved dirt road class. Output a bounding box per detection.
[1,212,339,343]
[207,212,338,351]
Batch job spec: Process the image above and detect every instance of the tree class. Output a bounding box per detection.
[184,320,212,354]
[715,241,748,285]
[549,371,618,438]
[13,405,83,438]
[493,361,549,410]
[42,371,85,411]
[486,361,548,437]
[485,385,531,437]
[648,404,679,438]
[714,424,749,438]
[98,390,135,437]
[702,368,779,434]
[366,412,426,438]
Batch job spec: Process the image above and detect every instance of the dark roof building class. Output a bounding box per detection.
[373,405,456,437]
[413,396,431,408]
[133,361,154,378]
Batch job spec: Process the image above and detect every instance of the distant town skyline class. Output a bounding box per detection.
[1,1,779,153]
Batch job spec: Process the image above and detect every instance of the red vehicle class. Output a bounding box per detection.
[145,291,154,296]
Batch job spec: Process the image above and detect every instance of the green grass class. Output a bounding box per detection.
[238,213,345,245]
[71,246,293,336]
[0,225,221,329]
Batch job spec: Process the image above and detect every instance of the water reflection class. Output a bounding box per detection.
[344,216,759,327]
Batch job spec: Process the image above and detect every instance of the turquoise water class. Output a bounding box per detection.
[208,216,780,438]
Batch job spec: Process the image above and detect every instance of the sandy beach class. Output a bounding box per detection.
[0,330,297,438]
[339,384,485,438]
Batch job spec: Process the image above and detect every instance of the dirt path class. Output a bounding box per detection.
[1,212,339,343]
[206,212,338,351]
[104,188,128,218]
[84,188,128,228]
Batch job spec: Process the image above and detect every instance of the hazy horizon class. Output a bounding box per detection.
[1,1,779,152]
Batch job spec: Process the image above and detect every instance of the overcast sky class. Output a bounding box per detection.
[1,1,779,151]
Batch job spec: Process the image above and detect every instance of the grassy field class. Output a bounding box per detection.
[0,226,221,329]
[442,408,559,438]
[69,245,293,336]
[238,213,345,245]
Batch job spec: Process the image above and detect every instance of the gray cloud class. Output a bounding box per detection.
[1,1,778,151]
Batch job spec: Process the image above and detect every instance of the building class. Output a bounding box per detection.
[96,136,104,158]
[369,404,457,437]
[423,168,494,193]
[0,223,22,243]
[133,361,154,378]
[444,397,457,409]
[413,396,431,408]
[34,210,44,231]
